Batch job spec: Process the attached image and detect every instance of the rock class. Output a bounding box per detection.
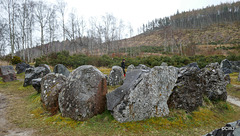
[58,65,107,121]
[39,64,51,73]
[107,66,178,122]
[32,78,42,93]
[108,66,124,86]
[41,73,66,115]
[135,64,151,71]
[204,120,240,136]
[230,61,240,73]
[224,74,231,84]
[53,64,70,77]
[160,62,168,66]
[220,59,232,74]
[167,66,202,112]
[15,62,31,74]
[198,63,227,101]
[126,64,135,73]
[238,72,240,82]
[186,62,200,70]
[0,66,17,82]
[23,66,50,87]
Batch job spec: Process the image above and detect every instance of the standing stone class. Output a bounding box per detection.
[32,78,42,93]
[108,66,124,86]
[23,65,50,87]
[186,62,200,70]
[0,66,17,82]
[126,64,135,73]
[39,64,51,73]
[204,120,240,136]
[167,66,202,112]
[15,62,31,74]
[135,64,151,71]
[198,63,227,101]
[58,65,107,121]
[230,61,240,73]
[41,73,66,115]
[220,59,232,74]
[107,66,178,122]
[53,64,70,77]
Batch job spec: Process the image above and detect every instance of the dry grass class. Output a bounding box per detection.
[0,60,9,66]
[0,70,240,135]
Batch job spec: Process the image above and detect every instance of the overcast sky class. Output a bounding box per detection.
[46,0,238,34]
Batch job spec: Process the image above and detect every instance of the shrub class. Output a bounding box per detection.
[11,56,22,65]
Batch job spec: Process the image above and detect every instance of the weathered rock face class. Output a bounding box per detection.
[58,65,107,121]
[126,64,151,74]
[108,66,124,86]
[32,78,42,93]
[204,120,240,136]
[41,73,66,114]
[126,64,135,73]
[53,64,70,77]
[167,66,202,112]
[23,65,50,87]
[220,59,232,74]
[0,66,17,82]
[230,61,240,72]
[198,63,227,101]
[107,66,178,122]
[186,62,200,70]
[15,62,31,74]
[39,64,51,73]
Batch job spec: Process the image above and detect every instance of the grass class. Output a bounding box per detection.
[0,69,240,135]
[227,73,240,99]
[229,72,240,86]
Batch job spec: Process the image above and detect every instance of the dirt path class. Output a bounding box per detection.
[227,95,240,107]
[0,93,34,136]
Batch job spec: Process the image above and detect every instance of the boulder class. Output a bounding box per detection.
[23,65,50,87]
[32,78,42,93]
[53,64,70,77]
[224,74,231,84]
[230,61,240,73]
[204,120,240,136]
[198,63,227,101]
[0,66,17,82]
[108,66,124,86]
[15,62,31,74]
[39,64,51,73]
[41,73,66,114]
[58,65,107,121]
[186,62,200,70]
[167,66,202,112]
[160,62,168,66]
[126,64,135,73]
[220,59,232,74]
[135,64,151,71]
[107,66,178,122]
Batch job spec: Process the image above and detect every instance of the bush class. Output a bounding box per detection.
[11,56,22,65]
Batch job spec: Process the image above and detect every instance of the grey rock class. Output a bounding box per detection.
[204,120,240,136]
[41,73,66,115]
[220,59,232,74]
[23,66,50,87]
[126,64,135,73]
[53,64,70,77]
[230,61,240,73]
[39,64,51,73]
[167,66,202,112]
[107,66,178,122]
[32,78,42,93]
[135,64,151,71]
[186,62,200,70]
[198,62,227,101]
[108,66,124,86]
[0,66,17,82]
[160,62,168,66]
[224,74,231,84]
[58,65,107,121]
[15,62,31,74]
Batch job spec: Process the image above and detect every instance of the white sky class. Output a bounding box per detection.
[47,0,238,34]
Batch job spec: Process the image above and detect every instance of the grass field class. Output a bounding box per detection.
[0,69,240,135]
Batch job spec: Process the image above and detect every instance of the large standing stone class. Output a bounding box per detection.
[108,66,124,86]
[58,65,107,121]
[0,66,17,82]
[204,120,240,136]
[32,78,42,93]
[198,63,227,101]
[15,62,31,74]
[167,66,202,112]
[220,59,232,74]
[23,65,50,87]
[41,73,66,114]
[107,66,178,122]
[53,64,70,77]
[230,61,240,73]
